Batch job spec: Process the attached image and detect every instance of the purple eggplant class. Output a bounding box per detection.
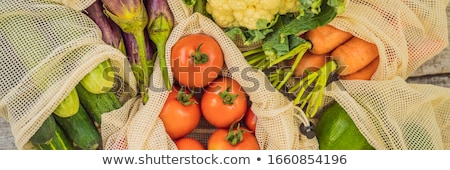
[84,0,126,54]
[102,0,150,104]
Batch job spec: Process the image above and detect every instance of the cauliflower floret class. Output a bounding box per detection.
[278,0,301,14]
[206,0,237,28]
[260,0,282,10]
[206,0,300,30]
[232,6,276,30]
[228,0,250,11]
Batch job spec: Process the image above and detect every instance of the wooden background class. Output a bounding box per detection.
[1,4,449,150]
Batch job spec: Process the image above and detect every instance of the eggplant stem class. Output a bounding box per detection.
[134,31,150,104]
[156,42,172,91]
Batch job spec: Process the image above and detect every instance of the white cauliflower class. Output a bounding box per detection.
[206,0,300,30]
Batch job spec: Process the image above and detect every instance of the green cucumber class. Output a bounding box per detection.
[30,115,56,145]
[54,105,102,150]
[79,60,115,94]
[34,123,74,150]
[53,89,80,118]
[75,84,121,126]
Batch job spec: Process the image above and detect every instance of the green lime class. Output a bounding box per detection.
[315,102,374,150]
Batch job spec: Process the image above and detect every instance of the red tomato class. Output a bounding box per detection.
[175,137,205,150]
[207,127,260,150]
[201,77,247,128]
[244,108,257,132]
[159,86,201,140]
[171,33,224,88]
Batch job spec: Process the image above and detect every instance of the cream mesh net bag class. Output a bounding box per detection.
[0,0,139,150]
[321,0,450,149]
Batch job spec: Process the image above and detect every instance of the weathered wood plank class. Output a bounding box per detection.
[406,74,450,88]
[409,4,450,77]
[410,51,450,77]
[0,118,16,150]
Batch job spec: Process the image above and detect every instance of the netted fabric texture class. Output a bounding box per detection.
[103,55,178,150]
[320,0,450,149]
[47,0,95,12]
[0,0,137,149]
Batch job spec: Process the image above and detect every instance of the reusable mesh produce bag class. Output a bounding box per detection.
[159,0,318,150]
[0,0,138,149]
[320,0,450,149]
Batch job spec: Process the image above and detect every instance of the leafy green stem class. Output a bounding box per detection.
[242,48,264,57]
[275,49,308,90]
[268,41,311,68]
[246,53,266,66]
[292,60,337,118]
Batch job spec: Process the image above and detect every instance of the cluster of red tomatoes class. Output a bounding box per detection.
[158,33,259,150]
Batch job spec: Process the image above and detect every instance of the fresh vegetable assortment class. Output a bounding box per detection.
[27,0,362,150]
[186,0,382,150]
[24,0,447,151]
[30,0,126,150]
[200,0,377,120]
[166,30,258,149]
[196,0,381,120]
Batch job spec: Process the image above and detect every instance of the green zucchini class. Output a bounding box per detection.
[30,115,56,145]
[54,105,102,150]
[34,123,74,150]
[75,84,121,126]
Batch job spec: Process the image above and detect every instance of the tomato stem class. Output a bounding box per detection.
[191,43,209,65]
[176,87,197,106]
[225,123,245,146]
[219,87,238,105]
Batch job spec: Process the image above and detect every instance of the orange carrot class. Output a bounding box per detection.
[305,25,353,55]
[340,57,379,80]
[289,51,328,77]
[331,36,379,76]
